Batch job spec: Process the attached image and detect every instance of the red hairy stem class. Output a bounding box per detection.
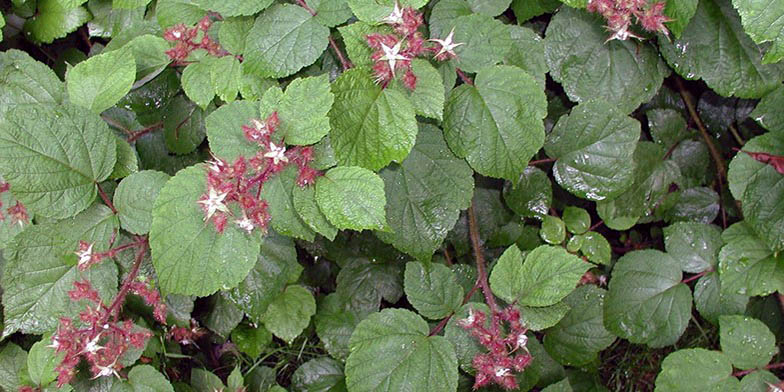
[102,238,148,324]
[96,183,117,214]
[329,37,353,71]
[127,122,163,143]
[681,269,710,284]
[732,362,784,377]
[467,205,499,317]
[456,68,474,86]
[676,78,726,181]
[528,158,556,166]
[294,0,317,15]
[428,278,483,336]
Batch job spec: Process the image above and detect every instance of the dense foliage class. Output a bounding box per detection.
[0,0,783,390]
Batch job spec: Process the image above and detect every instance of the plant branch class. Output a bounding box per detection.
[102,238,148,325]
[294,0,316,15]
[529,158,556,166]
[675,78,726,180]
[589,220,604,232]
[127,122,164,143]
[681,269,710,284]
[329,37,353,71]
[456,68,474,86]
[101,116,134,136]
[429,273,483,336]
[468,205,499,316]
[96,183,117,214]
[728,123,745,146]
[732,362,784,377]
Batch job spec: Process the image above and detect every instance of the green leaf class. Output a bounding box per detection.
[110,137,139,180]
[291,358,345,392]
[0,343,27,392]
[511,0,560,23]
[0,103,116,219]
[504,25,548,89]
[404,261,463,319]
[27,339,61,387]
[2,204,119,337]
[149,165,261,296]
[345,308,457,392]
[647,108,689,149]
[315,293,361,360]
[520,302,571,331]
[544,100,641,201]
[443,302,489,369]
[375,124,474,261]
[659,0,784,98]
[428,0,472,39]
[540,215,566,245]
[277,74,334,145]
[732,0,784,64]
[261,166,316,241]
[543,286,616,367]
[194,0,272,16]
[693,271,748,324]
[156,0,205,28]
[439,14,512,73]
[503,167,552,220]
[544,7,668,113]
[328,68,417,171]
[0,49,64,116]
[489,245,590,307]
[127,365,174,392]
[218,16,254,55]
[663,0,698,39]
[307,0,352,27]
[443,65,546,180]
[210,56,241,103]
[335,258,403,315]
[292,185,338,241]
[718,221,784,297]
[204,293,243,337]
[261,285,316,343]
[389,59,445,121]
[23,0,91,44]
[578,231,611,265]
[338,22,392,69]
[122,34,171,82]
[562,207,590,235]
[750,86,784,132]
[205,100,260,162]
[244,4,330,78]
[66,47,135,113]
[740,161,784,252]
[232,324,272,359]
[738,371,780,392]
[664,222,723,273]
[655,349,737,391]
[113,0,152,8]
[0,184,26,248]
[191,368,225,392]
[182,61,215,110]
[226,232,301,323]
[346,0,427,22]
[466,0,512,16]
[163,96,207,156]
[315,166,388,231]
[719,315,778,370]
[114,170,170,235]
[728,133,784,202]
[604,250,692,347]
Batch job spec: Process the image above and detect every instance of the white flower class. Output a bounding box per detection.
[429,27,464,57]
[767,383,783,392]
[198,188,229,221]
[378,41,409,76]
[381,1,404,25]
[458,308,476,327]
[92,362,120,379]
[75,243,94,268]
[264,142,289,165]
[516,333,528,350]
[47,338,60,350]
[83,335,104,354]
[235,215,255,233]
[494,367,510,377]
[172,30,182,39]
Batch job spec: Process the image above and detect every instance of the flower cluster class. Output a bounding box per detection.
[50,277,166,386]
[163,15,229,65]
[0,181,29,227]
[168,320,207,346]
[199,113,320,233]
[458,306,532,390]
[365,3,463,89]
[586,0,671,41]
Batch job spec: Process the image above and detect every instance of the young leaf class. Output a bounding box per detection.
[719,315,778,370]
[655,349,737,391]
[276,74,335,145]
[315,166,388,231]
[404,261,464,319]
[562,207,590,235]
[543,100,641,201]
[544,7,668,114]
[604,250,692,347]
[659,0,784,98]
[328,68,417,171]
[261,285,317,343]
[345,308,458,392]
[114,170,171,235]
[543,286,616,367]
[149,165,261,296]
[0,103,117,219]
[664,222,723,273]
[731,0,784,64]
[489,245,590,307]
[243,4,330,78]
[578,231,611,265]
[67,48,136,113]
[375,124,474,261]
[540,216,566,245]
[443,65,546,180]
[27,339,61,387]
[209,56,242,103]
[292,185,338,241]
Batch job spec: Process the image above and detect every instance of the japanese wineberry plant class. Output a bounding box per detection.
[2,0,784,390]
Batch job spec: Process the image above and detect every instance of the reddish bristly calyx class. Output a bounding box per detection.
[52,240,167,386]
[0,181,29,227]
[163,14,230,65]
[586,0,671,41]
[365,3,464,89]
[199,112,321,234]
[458,306,531,390]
